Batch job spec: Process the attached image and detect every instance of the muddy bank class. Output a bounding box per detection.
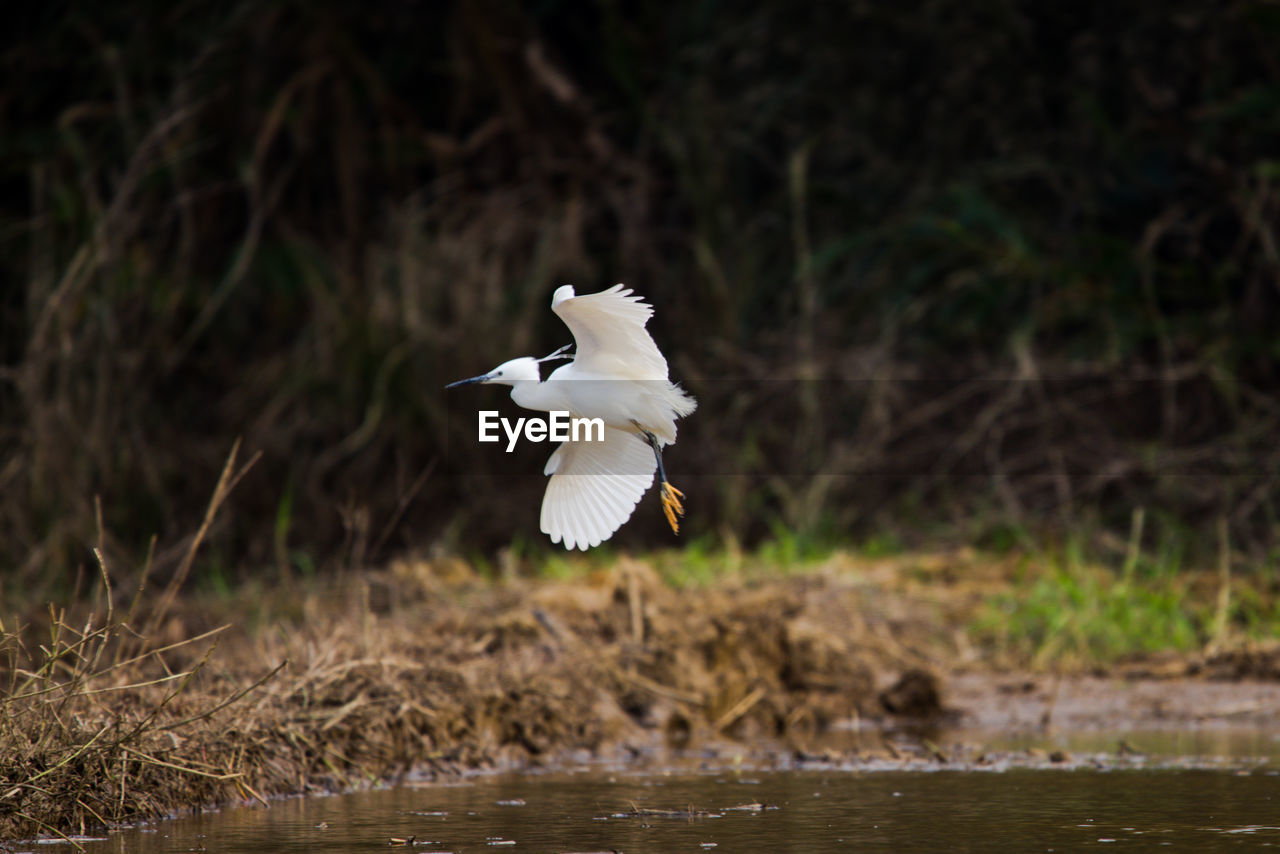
[2,558,1277,842]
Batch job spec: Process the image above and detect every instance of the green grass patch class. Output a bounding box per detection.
[525,527,842,588]
[972,534,1280,669]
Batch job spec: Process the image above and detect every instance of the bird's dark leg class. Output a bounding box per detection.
[635,423,685,535]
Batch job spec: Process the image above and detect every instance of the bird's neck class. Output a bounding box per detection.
[510,380,556,413]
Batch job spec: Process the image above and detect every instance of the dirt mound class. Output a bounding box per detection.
[0,563,945,841]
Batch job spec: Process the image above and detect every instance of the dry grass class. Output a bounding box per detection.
[0,553,958,843]
[0,603,246,842]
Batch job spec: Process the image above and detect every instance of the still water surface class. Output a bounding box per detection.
[69,762,1279,852]
[47,729,1279,851]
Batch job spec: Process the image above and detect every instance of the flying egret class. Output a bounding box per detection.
[446,284,696,550]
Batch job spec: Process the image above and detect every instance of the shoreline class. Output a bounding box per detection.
[3,555,1278,843]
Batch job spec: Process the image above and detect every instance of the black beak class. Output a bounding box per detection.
[444,373,492,389]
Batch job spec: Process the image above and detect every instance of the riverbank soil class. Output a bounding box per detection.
[2,552,1278,842]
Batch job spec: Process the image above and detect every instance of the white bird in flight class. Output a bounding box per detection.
[446,284,697,549]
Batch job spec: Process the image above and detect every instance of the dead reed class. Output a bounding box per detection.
[0,606,247,843]
[1,552,954,843]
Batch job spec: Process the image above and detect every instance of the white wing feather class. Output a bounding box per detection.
[540,425,656,550]
[552,284,670,380]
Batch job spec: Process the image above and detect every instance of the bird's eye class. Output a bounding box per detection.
[495,371,503,376]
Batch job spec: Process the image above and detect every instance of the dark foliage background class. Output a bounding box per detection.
[3,0,1279,595]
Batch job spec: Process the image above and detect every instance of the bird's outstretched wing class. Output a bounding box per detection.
[552,284,670,380]
[540,426,655,550]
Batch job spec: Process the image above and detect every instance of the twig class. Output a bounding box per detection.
[145,439,259,639]
[12,812,85,852]
[1121,506,1145,584]
[75,671,193,698]
[118,745,242,780]
[162,659,288,731]
[371,458,437,559]
[116,637,221,746]
[1209,517,1233,654]
[110,624,230,674]
[73,798,109,837]
[15,723,112,785]
[713,686,765,732]
[628,566,644,646]
[87,543,114,681]
[9,624,231,704]
[116,534,156,666]
[236,777,270,807]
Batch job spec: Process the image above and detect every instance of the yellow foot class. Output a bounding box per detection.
[660,482,685,535]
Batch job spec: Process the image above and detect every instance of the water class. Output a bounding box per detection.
[898,725,1280,764]
[66,753,1279,853]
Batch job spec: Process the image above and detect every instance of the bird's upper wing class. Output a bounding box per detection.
[540,426,655,551]
[552,284,670,380]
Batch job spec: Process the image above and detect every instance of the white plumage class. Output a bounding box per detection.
[446,284,696,549]
[551,284,669,381]
[540,426,654,550]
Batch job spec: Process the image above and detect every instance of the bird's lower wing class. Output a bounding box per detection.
[540,426,655,550]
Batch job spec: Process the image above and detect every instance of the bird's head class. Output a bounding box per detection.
[445,356,542,389]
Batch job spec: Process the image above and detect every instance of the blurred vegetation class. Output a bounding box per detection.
[973,513,1280,667]
[3,0,1280,601]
